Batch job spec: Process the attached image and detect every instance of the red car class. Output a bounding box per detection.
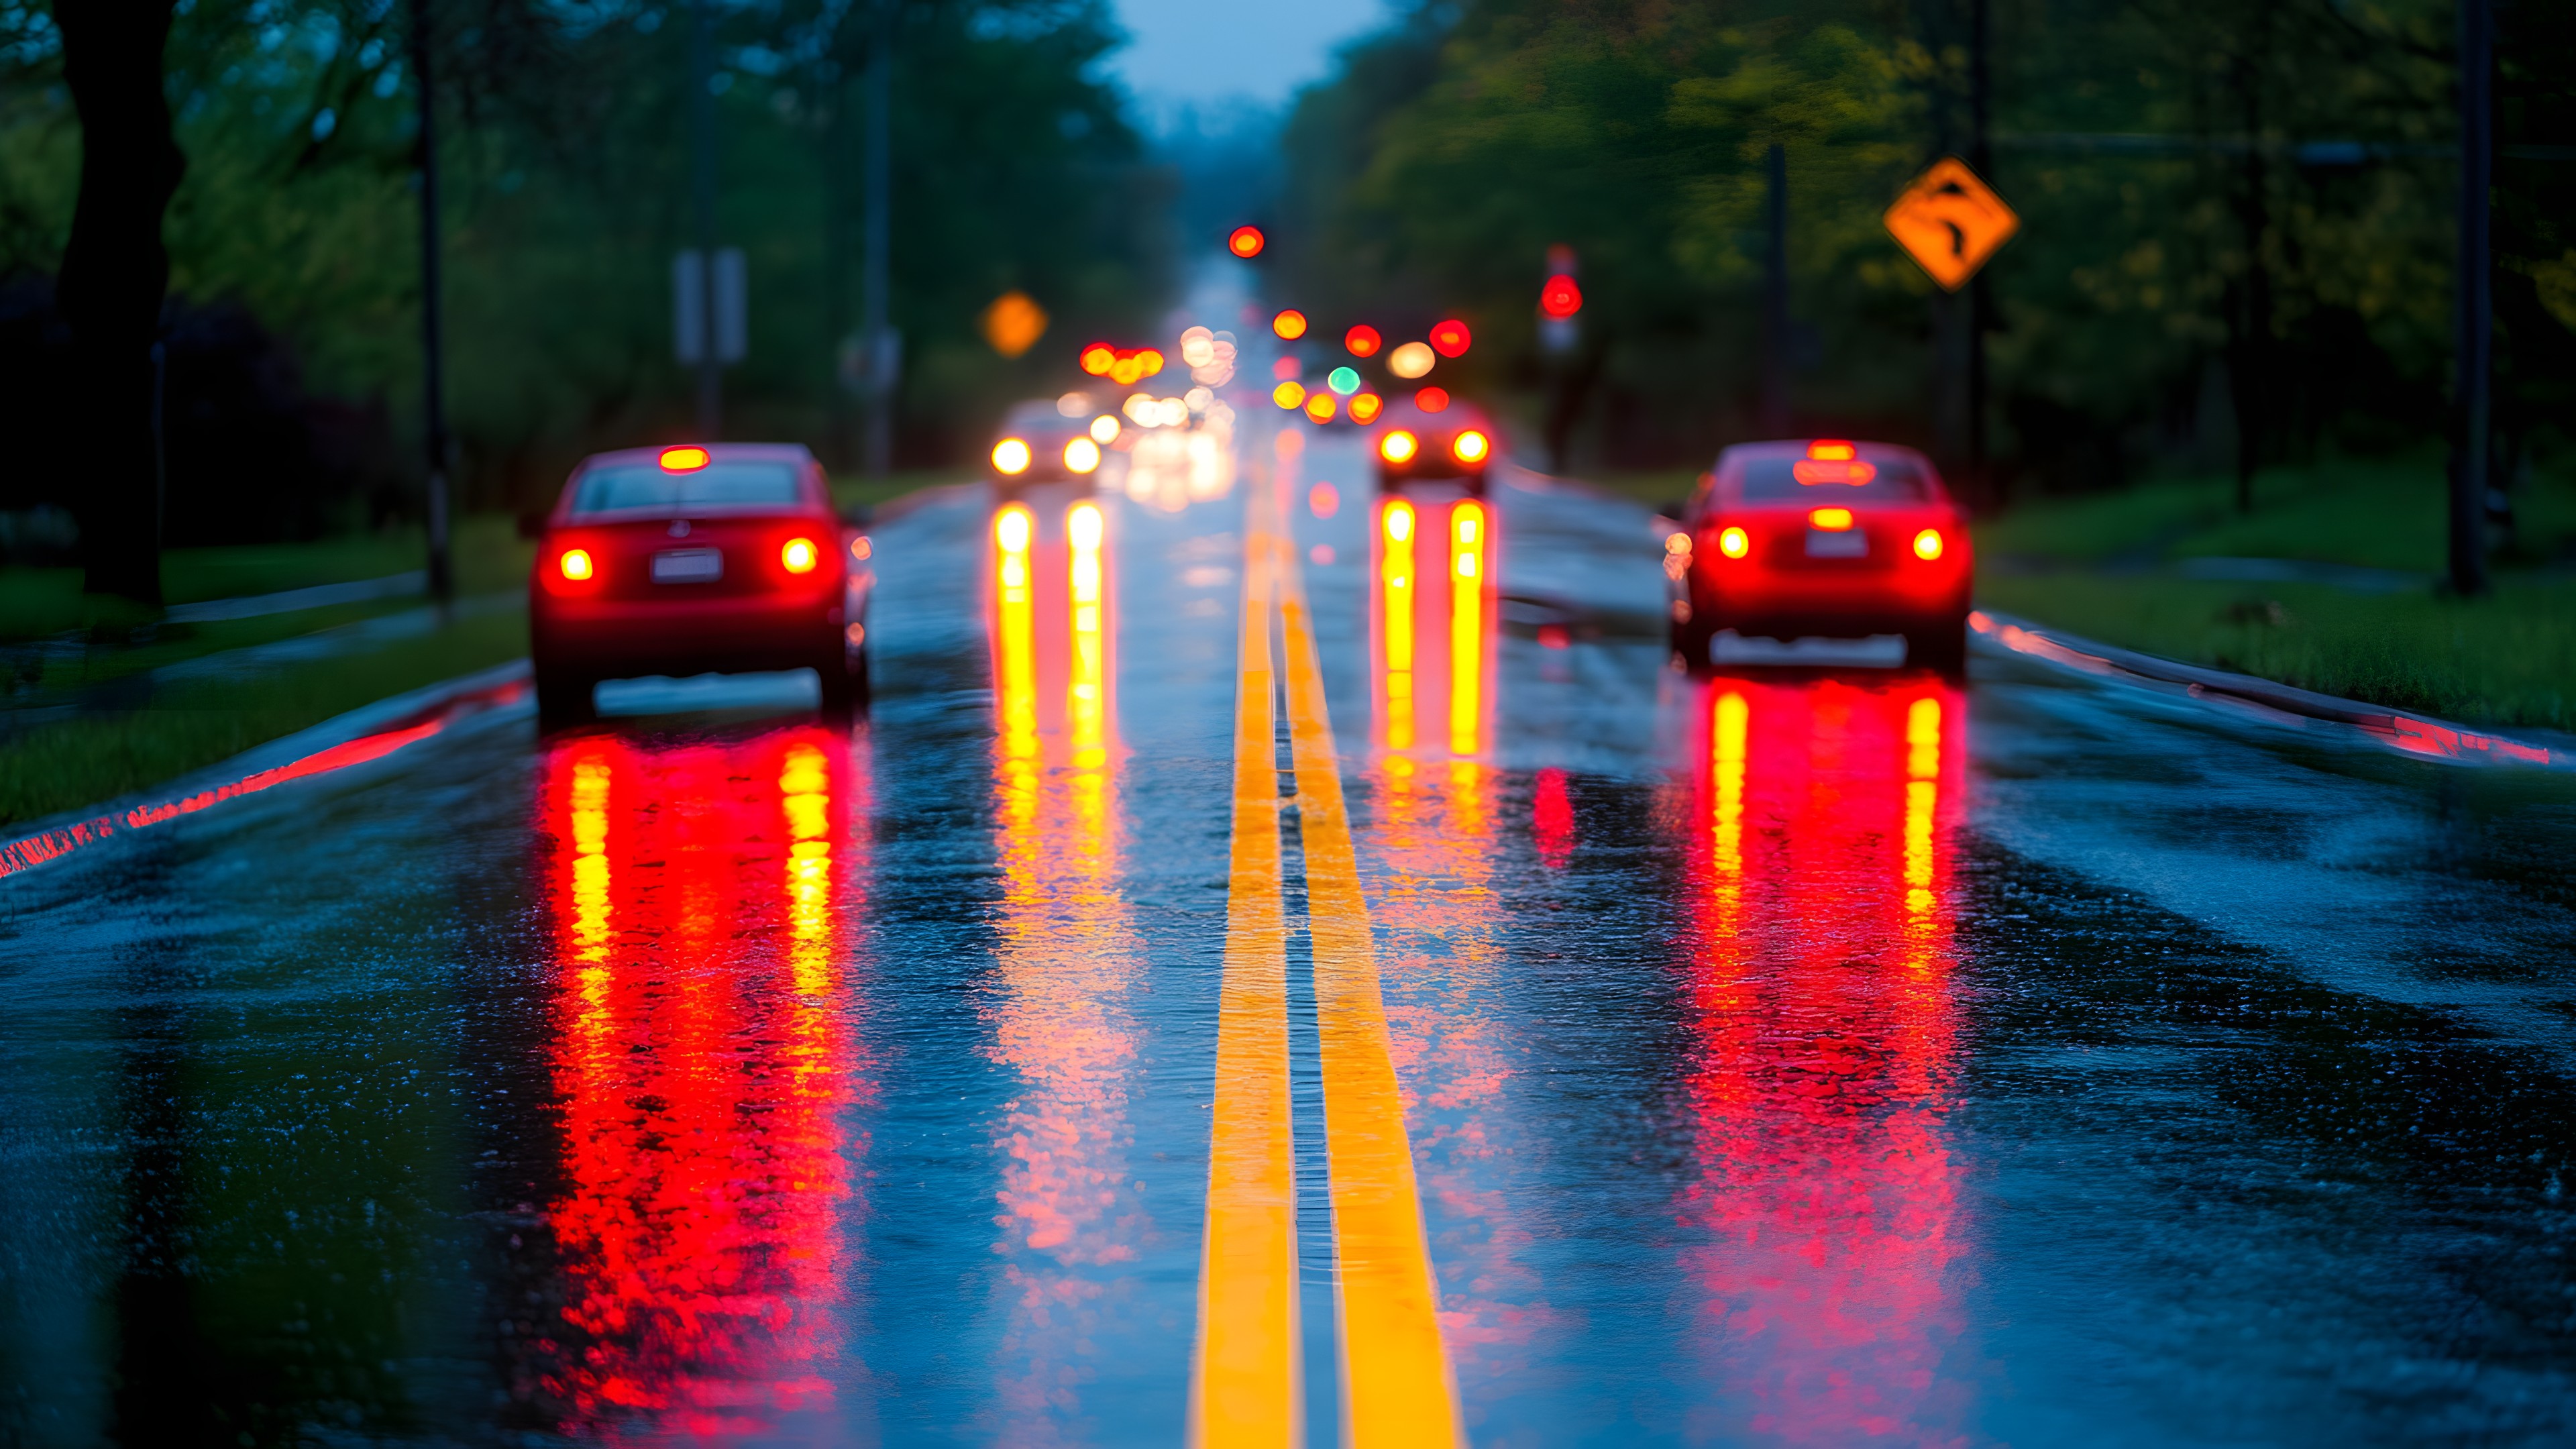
[529,443,871,722]
[1374,394,1497,496]
[1670,439,1973,672]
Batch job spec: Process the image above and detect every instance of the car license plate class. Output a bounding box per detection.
[1805,529,1868,559]
[651,547,722,583]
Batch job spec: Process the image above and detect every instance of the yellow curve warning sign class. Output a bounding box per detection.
[1884,158,2019,292]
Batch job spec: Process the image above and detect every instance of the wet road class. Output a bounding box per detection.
[7,414,2576,1448]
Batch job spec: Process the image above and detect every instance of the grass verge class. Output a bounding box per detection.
[0,515,534,643]
[0,607,527,828]
[1978,453,2576,732]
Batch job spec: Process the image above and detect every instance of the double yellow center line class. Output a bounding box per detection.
[1191,466,1462,1448]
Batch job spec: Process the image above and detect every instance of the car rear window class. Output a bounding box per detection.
[570,462,804,514]
[1737,456,1929,502]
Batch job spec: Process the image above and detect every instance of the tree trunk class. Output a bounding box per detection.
[55,0,186,606]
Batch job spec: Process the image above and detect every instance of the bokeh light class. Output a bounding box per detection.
[1327,366,1360,395]
[1272,309,1308,340]
[1349,393,1383,424]
[1273,380,1307,409]
[1304,392,1338,423]
[1345,325,1382,358]
[1228,225,1266,258]
[1415,386,1450,413]
[1430,319,1472,357]
[1387,341,1436,379]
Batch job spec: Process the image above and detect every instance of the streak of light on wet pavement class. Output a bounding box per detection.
[5,403,2576,1447]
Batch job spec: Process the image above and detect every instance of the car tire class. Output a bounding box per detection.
[1670,610,1715,674]
[817,649,865,718]
[535,667,595,726]
[1906,615,1969,677]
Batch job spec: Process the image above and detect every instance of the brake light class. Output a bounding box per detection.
[1452,429,1489,464]
[659,445,710,473]
[558,547,594,580]
[1381,429,1419,464]
[1809,507,1854,531]
[782,537,819,574]
[992,438,1032,475]
[1065,437,1102,473]
[1913,528,1944,561]
[1717,527,1749,559]
[1807,439,1856,461]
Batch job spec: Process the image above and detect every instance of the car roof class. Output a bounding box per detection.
[574,442,817,473]
[1715,439,1934,469]
[1378,395,1491,430]
[1004,399,1090,431]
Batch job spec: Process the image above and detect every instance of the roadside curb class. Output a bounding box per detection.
[0,658,533,881]
[1970,608,2572,769]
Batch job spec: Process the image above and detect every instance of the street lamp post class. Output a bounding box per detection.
[2449,0,2491,598]
[411,0,452,602]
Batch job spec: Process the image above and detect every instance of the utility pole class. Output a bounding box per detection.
[1761,142,1789,437]
[861,0,894,477]
[1968,0,1992,510]
[2449,0,2491,597]
[689,0,722,440]
[411,0,452,601]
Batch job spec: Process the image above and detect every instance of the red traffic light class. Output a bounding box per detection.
[1539,275,1582,319]
[1429,319,1471,358]
[1344,325,1382,358]
[1228,225,1266,258]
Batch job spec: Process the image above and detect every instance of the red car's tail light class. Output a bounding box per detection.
[782,537,819,574]
[1913,528,1945,561]
[659,445,709,472]
[1717,527,1750,559]
[1809,506,1855,531]
[1381,429,1419,464]
[558,547,594,580]
[1452,429,1490,464]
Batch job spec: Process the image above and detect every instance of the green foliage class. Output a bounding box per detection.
[0,0,1171,517]
[1278,0,2576,483]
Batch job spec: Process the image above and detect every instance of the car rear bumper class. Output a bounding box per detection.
[532,591,844,677]
[1688,565,1969,635]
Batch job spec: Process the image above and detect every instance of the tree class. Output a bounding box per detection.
[52,0,184,604]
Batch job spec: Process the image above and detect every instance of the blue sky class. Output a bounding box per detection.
[1105,0,1395,120]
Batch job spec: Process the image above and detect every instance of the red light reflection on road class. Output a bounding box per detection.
[985,501,1148,1432]
[531,723,870,1438]
[1678,674,1968,1443]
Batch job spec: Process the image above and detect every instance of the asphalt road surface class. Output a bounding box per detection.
[5,414,2576,1448]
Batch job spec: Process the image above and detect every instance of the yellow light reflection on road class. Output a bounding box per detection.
[1449,501,1487,758]
[985,497,1144,1434]
[1711,690,1748,881]
[1379,499,1417,753]
[1904,696,1941,925]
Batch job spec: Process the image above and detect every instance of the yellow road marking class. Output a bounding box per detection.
[1191,475,1302,1448]
[1277,529,1464,1448]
